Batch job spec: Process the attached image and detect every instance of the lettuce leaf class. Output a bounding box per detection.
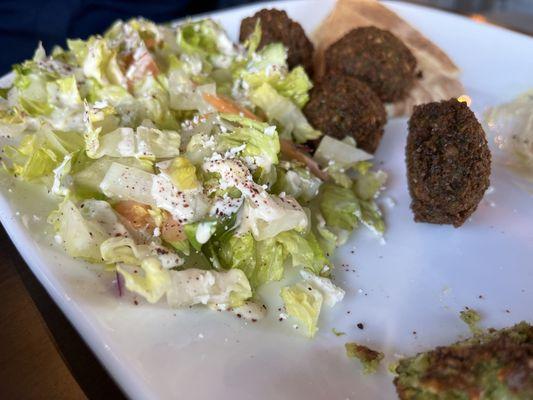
[237,195,308,241]
[3,126,84,182]
[117,257,171,303]
[163,156,200,190]
[249,83,320,143]
[100,162,156,205]
[318,183,360,231]
[276,230,331,276]
[281,282,323,337]
[237,41,312,108]
[100,162,209,223]
[217,229,329,289]
[273,66,312,109]
[271,161,322,203]
[166,268,252,309]
[87,125,181,159]
[0,108,28,137]
[203,158,307,240]
[317,178,385,237]
[101,236,182,269]
[281,270,344,337]
[13,62,53,116]
[48,199,124,261]
[311,211,349,256]
[72,156,153,199]
[353,170,387,201]
[357,199,385,235]
[3,134,59,181]
[184,220,217,251]
[218,113,280,172]
[314,135,373,168]
[217,232,284,289]
[176,19,236,69]
[243,19,261,56]
[300,270,344,307]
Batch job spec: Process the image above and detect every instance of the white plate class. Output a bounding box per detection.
[1,1,532,399]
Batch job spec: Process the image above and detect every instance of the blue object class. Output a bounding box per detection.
[0,0,258,73]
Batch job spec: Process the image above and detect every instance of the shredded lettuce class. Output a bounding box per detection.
[271,161,322,203]
[101,236,182,269]
[249,83,320,143]
[353,169,387,201]
[72,156,152,199]
[318,183,360,231]
[176,19,236,69]
[3,127,84,182]
[281,270,344,337]
[314,136,373,168]
[100,162,155,205]
[87,125,181,159]
[218,114,280,172]
[240,43,312,108]
[281,282,323,337]
[216,229,329,289]
[300,270,344,307]
[0,108,29,137]
[317,180,385,236]
[217,232,284,289]
[0,16,389,331]
[48,199,124,261]
[164,156,200,190]
[117,257,171,303]
[203,158,307,240]
[166,268,252,309]
[184,220,217,250]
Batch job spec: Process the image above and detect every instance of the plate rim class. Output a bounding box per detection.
[1,1,532,399]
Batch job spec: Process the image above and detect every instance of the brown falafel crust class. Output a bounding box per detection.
[325,26,417,102]
[239,8,314,75]
[303,75,386,153]
[394,322,533,400]
[406,99,491,227]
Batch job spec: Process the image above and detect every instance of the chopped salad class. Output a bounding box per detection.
[0,18,386,337]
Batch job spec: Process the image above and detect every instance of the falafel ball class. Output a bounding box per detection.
[325,26,417,102]
[394,321,533,400]
[406,98,491,227]
[304,75,386,153]
[239,9,314,75]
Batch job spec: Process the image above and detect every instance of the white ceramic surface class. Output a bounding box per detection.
[1,1,532,399]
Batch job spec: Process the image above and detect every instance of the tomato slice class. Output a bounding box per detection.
[161,215,186,243]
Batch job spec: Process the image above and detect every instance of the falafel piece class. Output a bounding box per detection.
[303,75,386,153]
[394,321,533,400]
[406,98,491,227]
[239,8,314,75]
[345,342,384,374]
[325,26,417,102]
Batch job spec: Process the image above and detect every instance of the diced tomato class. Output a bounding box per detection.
[114,201,156,231]
[161,215,186,243]
[125,49,160,90]
[143,37,157,51]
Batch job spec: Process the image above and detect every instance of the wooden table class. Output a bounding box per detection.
[0,227,125,399]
